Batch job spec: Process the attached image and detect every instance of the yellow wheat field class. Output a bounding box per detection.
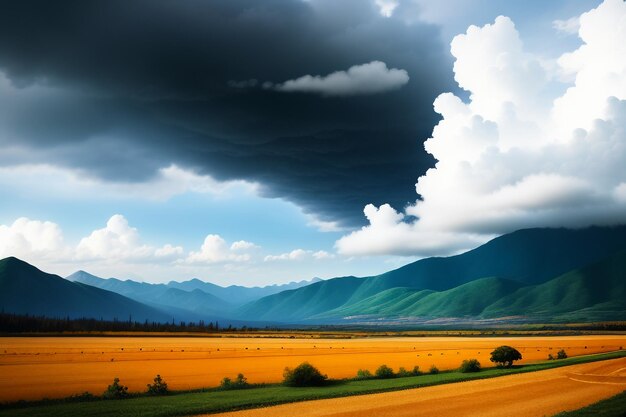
[0,335,624,401]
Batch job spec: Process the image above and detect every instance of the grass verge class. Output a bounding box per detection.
[554,390,626,417]
[1,350,624,417]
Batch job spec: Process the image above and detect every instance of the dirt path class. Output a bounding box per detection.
[204,357,626,417]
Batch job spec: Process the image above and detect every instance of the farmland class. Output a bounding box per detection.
[206,356,626,417]
[1,335,625,402]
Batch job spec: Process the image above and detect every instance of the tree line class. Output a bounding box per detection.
[0,312,244,333]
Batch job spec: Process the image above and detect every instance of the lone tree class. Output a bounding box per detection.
[490,346,522,368]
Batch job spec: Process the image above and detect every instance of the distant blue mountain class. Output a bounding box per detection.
[0,257,170,322]
[66,271,321,317]
[67,271,234,317]
[166,277,322,306]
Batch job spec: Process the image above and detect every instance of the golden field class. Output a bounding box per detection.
[0,335,624,402]
[208,357,626,417]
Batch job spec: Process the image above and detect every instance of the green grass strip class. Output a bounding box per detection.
[553,390,626,417]
[1,350,624,417]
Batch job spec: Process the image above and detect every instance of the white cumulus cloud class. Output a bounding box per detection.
[338,0,626,257]
[312,250,335,260]
[230,240,258,251]
[186,235,255,264]
[0,218,70,261]
[76,214,182,261]
[264,249,309,262]
[273,61,409,97]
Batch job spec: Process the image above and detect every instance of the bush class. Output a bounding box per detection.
[220,373,250,390]
[146,374,168,395]
[429,365,439,374]
[557,349,568,360]
[490,345,522,368]
[397,367,411,377]
[459,359,481,373]
[411,365,422,376]
[355,369,373,380]
[69,391,96,401]
[548,353,555,360]
[375,364,395,379]
[283,362,327,387]
[103,377,128,399]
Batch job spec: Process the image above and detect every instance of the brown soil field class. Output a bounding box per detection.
[0,335,624,402]
[206,356,626,417]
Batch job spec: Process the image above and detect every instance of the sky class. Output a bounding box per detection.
[1,0,624,286]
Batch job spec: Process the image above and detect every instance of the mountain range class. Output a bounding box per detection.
[67,271,319,317]
[0,257,171,322]
[2,225,626,326]
[236,226,626,322]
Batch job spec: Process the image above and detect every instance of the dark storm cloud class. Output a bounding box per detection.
[0,0,456,226]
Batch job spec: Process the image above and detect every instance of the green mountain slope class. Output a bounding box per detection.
[319,252,626,322]
[0,257,171,322]
[236,276,363,321]
[237,226,626,322]
[482,250,626,321]
[316,277,522,319]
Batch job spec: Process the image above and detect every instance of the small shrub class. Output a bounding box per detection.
[548,353,555,360]
[411,365,422,376]
[459,359,481,373]
[103,377,128,399]
[146,374,168,395]
[221,373,250,390]
[355,369,373,380]
[397,367,411,377]
[429,365,439,374]
[283,362,327,387]
[221,377,232,388]
[557,349,568,360]
[69,391,96,401]
[375,364,395,379]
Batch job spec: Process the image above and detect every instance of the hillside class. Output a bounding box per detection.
[316,277,523,319]
[314,252,626,323]
[237,226,626,322]
[482,250,626,321]
[0,257,171,322]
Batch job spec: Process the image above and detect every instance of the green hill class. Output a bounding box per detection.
[237,226,626,322]
[319,252,626,322]
[315,277,522,319]
[236,276,363,321]
[482,250,626,321]
[0,257,171,322]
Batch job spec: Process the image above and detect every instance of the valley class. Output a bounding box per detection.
[1,335,624,402]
